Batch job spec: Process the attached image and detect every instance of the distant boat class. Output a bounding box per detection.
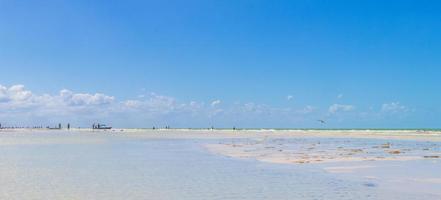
[93,123,112,130]
[48,123,62,129]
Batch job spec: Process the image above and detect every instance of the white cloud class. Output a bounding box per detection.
[381,102,408,113]
[122,93,180,115]
[328,104,355,114]
[122,94,225,120]
[0,84,115,116]
[298,105,316,114]
[287,95,294,101]
[0,84,369,127]
[124,100,142,108]
[211,100,221,107]
[9,85,33,101]
[61,89,114,106]
[0,84,33,103]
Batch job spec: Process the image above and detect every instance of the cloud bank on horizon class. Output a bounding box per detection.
[0,84,415,128]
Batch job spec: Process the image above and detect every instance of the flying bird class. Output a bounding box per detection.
[317,120,326,124]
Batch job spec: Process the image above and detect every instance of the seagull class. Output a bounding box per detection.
[317,119,326,124]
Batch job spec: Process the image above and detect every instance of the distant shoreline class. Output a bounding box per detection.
[1,127,441,132]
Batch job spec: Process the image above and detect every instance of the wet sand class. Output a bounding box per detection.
[205,135,441,164]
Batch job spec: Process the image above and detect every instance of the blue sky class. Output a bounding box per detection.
[1,0,441,128]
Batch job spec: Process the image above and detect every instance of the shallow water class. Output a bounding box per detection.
[0,131,440,199]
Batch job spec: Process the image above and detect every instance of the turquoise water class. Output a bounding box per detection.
[0,131,439,199]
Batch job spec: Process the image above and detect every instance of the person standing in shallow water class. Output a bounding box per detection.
[67,123,70,130]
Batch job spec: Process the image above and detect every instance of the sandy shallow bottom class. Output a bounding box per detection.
[0,129,440,199]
